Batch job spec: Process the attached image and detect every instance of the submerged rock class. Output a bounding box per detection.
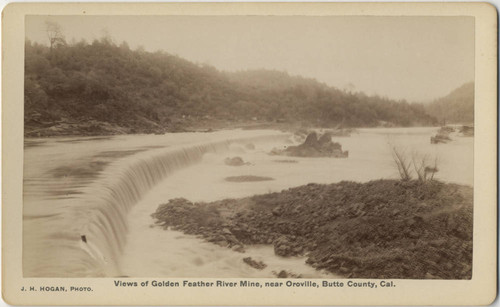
[225,176,274,182]
[224,156,247,166]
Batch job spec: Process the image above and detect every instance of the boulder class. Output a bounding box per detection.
[318,132,332,145]
[303,132,319,147]
[273,236,303,257]
[278,132,348,158]
[431,126,454,144]
[242,257,267,270]
[431,134,451,144]
[273,270,303,278]
[460,125,474,137]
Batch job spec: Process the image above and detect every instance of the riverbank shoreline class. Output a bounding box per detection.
[24,117,440,138]
[152,179,473,279]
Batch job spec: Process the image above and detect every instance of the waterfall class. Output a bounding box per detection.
[23,133,289,277]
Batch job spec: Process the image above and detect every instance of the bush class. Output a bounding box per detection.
[391,146,438,182]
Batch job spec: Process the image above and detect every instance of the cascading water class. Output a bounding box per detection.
[23,131,290,277]
[23,127,473,278]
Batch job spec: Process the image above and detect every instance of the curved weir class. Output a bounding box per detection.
[23,133,290,277]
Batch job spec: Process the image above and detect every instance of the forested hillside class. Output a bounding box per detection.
[425,82,474,125]
[25,38,437,136]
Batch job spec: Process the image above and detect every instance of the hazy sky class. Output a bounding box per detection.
[26,15,474,103]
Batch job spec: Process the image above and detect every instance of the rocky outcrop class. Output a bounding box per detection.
[431,126,454,144]
[459,125,474,137]
[152,180,473,279]
[272,132,348,158]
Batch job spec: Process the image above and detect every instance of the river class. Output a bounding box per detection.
[23,127,473,277]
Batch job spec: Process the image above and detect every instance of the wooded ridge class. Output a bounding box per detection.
[25,38,440,136]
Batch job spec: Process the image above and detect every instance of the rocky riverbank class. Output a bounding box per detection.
[431,126,454,144]
[152,179,472,279]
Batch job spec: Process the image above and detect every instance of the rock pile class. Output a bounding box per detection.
[152,179,473,279]
[431,126,454,144]
[272,132,348,158]
[459,125,474,137]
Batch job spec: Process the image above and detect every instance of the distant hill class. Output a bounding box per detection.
[24,38,437,136]
[225,69,327,92]
[425,82,474,125]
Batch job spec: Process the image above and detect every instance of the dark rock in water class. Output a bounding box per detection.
[431,126,454,144]
[431,135,450,144]
[243,257,267,270]
[276,270,289,278]
[439,126,455,134]
[275,132,348,158]
[459,125,474,137]
[431,133,451,144]
[225,176,274,182]
[224,156,246,166]
[273,270,303,278]
[319,141,342,152]
[303,132,319,147]
[318,132,332,145]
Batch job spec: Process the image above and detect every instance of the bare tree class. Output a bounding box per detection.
[391,145,440,183]
[412,151,428,182]
[391,146,412,181]
[45,21,66,50]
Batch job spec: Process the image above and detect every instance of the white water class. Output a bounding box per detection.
[23,127,473,277]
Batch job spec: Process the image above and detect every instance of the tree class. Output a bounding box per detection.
[45,21,66,50]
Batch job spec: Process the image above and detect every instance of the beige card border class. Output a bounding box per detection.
[2,2,497,306]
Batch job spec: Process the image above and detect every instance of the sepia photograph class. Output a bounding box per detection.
[23,14,475,279]
[2,2,497,306]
